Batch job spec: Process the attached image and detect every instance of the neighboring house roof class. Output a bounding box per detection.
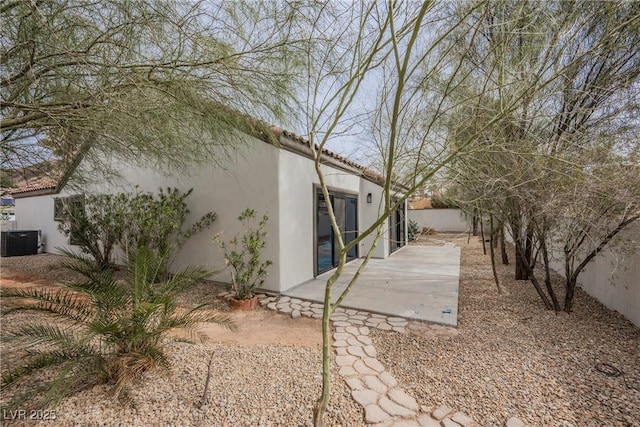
[12,116,399,197]
[408,198,433,210]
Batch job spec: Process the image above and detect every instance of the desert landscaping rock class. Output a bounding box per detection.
[4,234,634,426]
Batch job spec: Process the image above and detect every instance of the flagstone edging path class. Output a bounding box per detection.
[219,292,528,427]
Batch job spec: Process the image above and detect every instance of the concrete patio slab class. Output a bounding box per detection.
[282,245,460,326]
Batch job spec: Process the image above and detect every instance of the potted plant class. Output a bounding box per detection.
[214,208,272,309]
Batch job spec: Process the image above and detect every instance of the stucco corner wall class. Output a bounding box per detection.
[576,223,640,327]
[408,208,469,232]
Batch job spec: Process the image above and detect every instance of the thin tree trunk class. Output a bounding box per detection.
[562,214,639,313]
[515,239,553,310]
[540,237,561,311]
[472,208,479,236]
[197,350,216,408]
[489,215,502,293]
[500,226,509,265]
[480,212,487,255]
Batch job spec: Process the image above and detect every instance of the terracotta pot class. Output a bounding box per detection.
[229,295,258,310]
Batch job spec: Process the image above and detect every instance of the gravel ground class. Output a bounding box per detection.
[2,240,639,427]
[1,255,363,426]
[371,234,640,427]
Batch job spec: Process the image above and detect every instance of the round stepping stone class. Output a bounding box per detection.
[345,309,358,315]
[300,301,312,307]
[378,395,415,417]
[350,319,364,326]
[312,313,323,319]
[353,359,379,375]
[370,313,387,318]
[378,371,398,387]
[451,411,476,427]
[301,311,313,317]
[347,336,364,347]
[357,335,373,345]
[363,357,385,373]
[505,417,525,427]
[362,375,387,394]
[364,404,391,424]
[359,326,370,335]
[432,405,453,420]
[417,414,441,427]
[392,326,406,333]
[311,307,324,314]
[334,332,351,341]
[289,298,302,304]
[335,355,357,367]
[363,345,378,358]
[339,366,358,377]
[333,321,352,327]
[279,296,290,303]
[351,314,368,321]
[345,377,364,391]
[388,388,419,411]
[366,317,385,324]
[291,310,301,319]
[352,389,378,406]
[291,303,303,310]
[267,302,277,310]
[347,346,366,357]
[279,306,293,314]
[335,347,348,356]
[311,303,324,309]
[345,326,360,335]
[333,339,348,347]
[377,323,393,331]
[390,420,421,427]
[334,307,346,313]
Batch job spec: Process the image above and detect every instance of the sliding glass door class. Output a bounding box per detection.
[389,199,406,254]
[316,189,358,275]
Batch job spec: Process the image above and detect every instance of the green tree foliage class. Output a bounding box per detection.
[214,209,272,300]
[1,0,309,174]
[0,246,234,408]
[57,188,216,275]
[446,0,640,312]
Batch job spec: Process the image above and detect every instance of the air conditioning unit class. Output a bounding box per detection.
[1,230,39,257]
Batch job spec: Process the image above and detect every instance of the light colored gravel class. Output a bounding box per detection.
[371,234,640,427]
[1,321,364,426]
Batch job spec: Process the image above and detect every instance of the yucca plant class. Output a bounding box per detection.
[0,246,234,408]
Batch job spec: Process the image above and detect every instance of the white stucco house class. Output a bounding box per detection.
[11,126,408,294]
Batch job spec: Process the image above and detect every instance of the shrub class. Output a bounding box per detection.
[57,188,216,277]
[408,219,419,241]
[0,246,234,408]
[214,209,272,300]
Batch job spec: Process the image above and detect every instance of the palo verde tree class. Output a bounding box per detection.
[297,1,565,424]
[446,0,640,312]
[1,0,308,178]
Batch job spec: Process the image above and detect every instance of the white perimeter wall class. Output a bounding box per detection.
[505,223,640,327]
[409,208,469,232]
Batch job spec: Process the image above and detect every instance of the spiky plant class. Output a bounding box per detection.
[1,246,234,408]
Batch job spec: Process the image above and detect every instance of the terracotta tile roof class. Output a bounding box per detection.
[12,122,391,197]
[272,127,387,185]
[10,178,57,195]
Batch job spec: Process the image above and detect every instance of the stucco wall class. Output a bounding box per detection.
[15,137,283,292]
[505,222,640,327]
[13,136,399,293]
[277,148,384,290]
[408,208,469,232]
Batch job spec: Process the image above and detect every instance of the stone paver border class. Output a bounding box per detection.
[217,292,528,427]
